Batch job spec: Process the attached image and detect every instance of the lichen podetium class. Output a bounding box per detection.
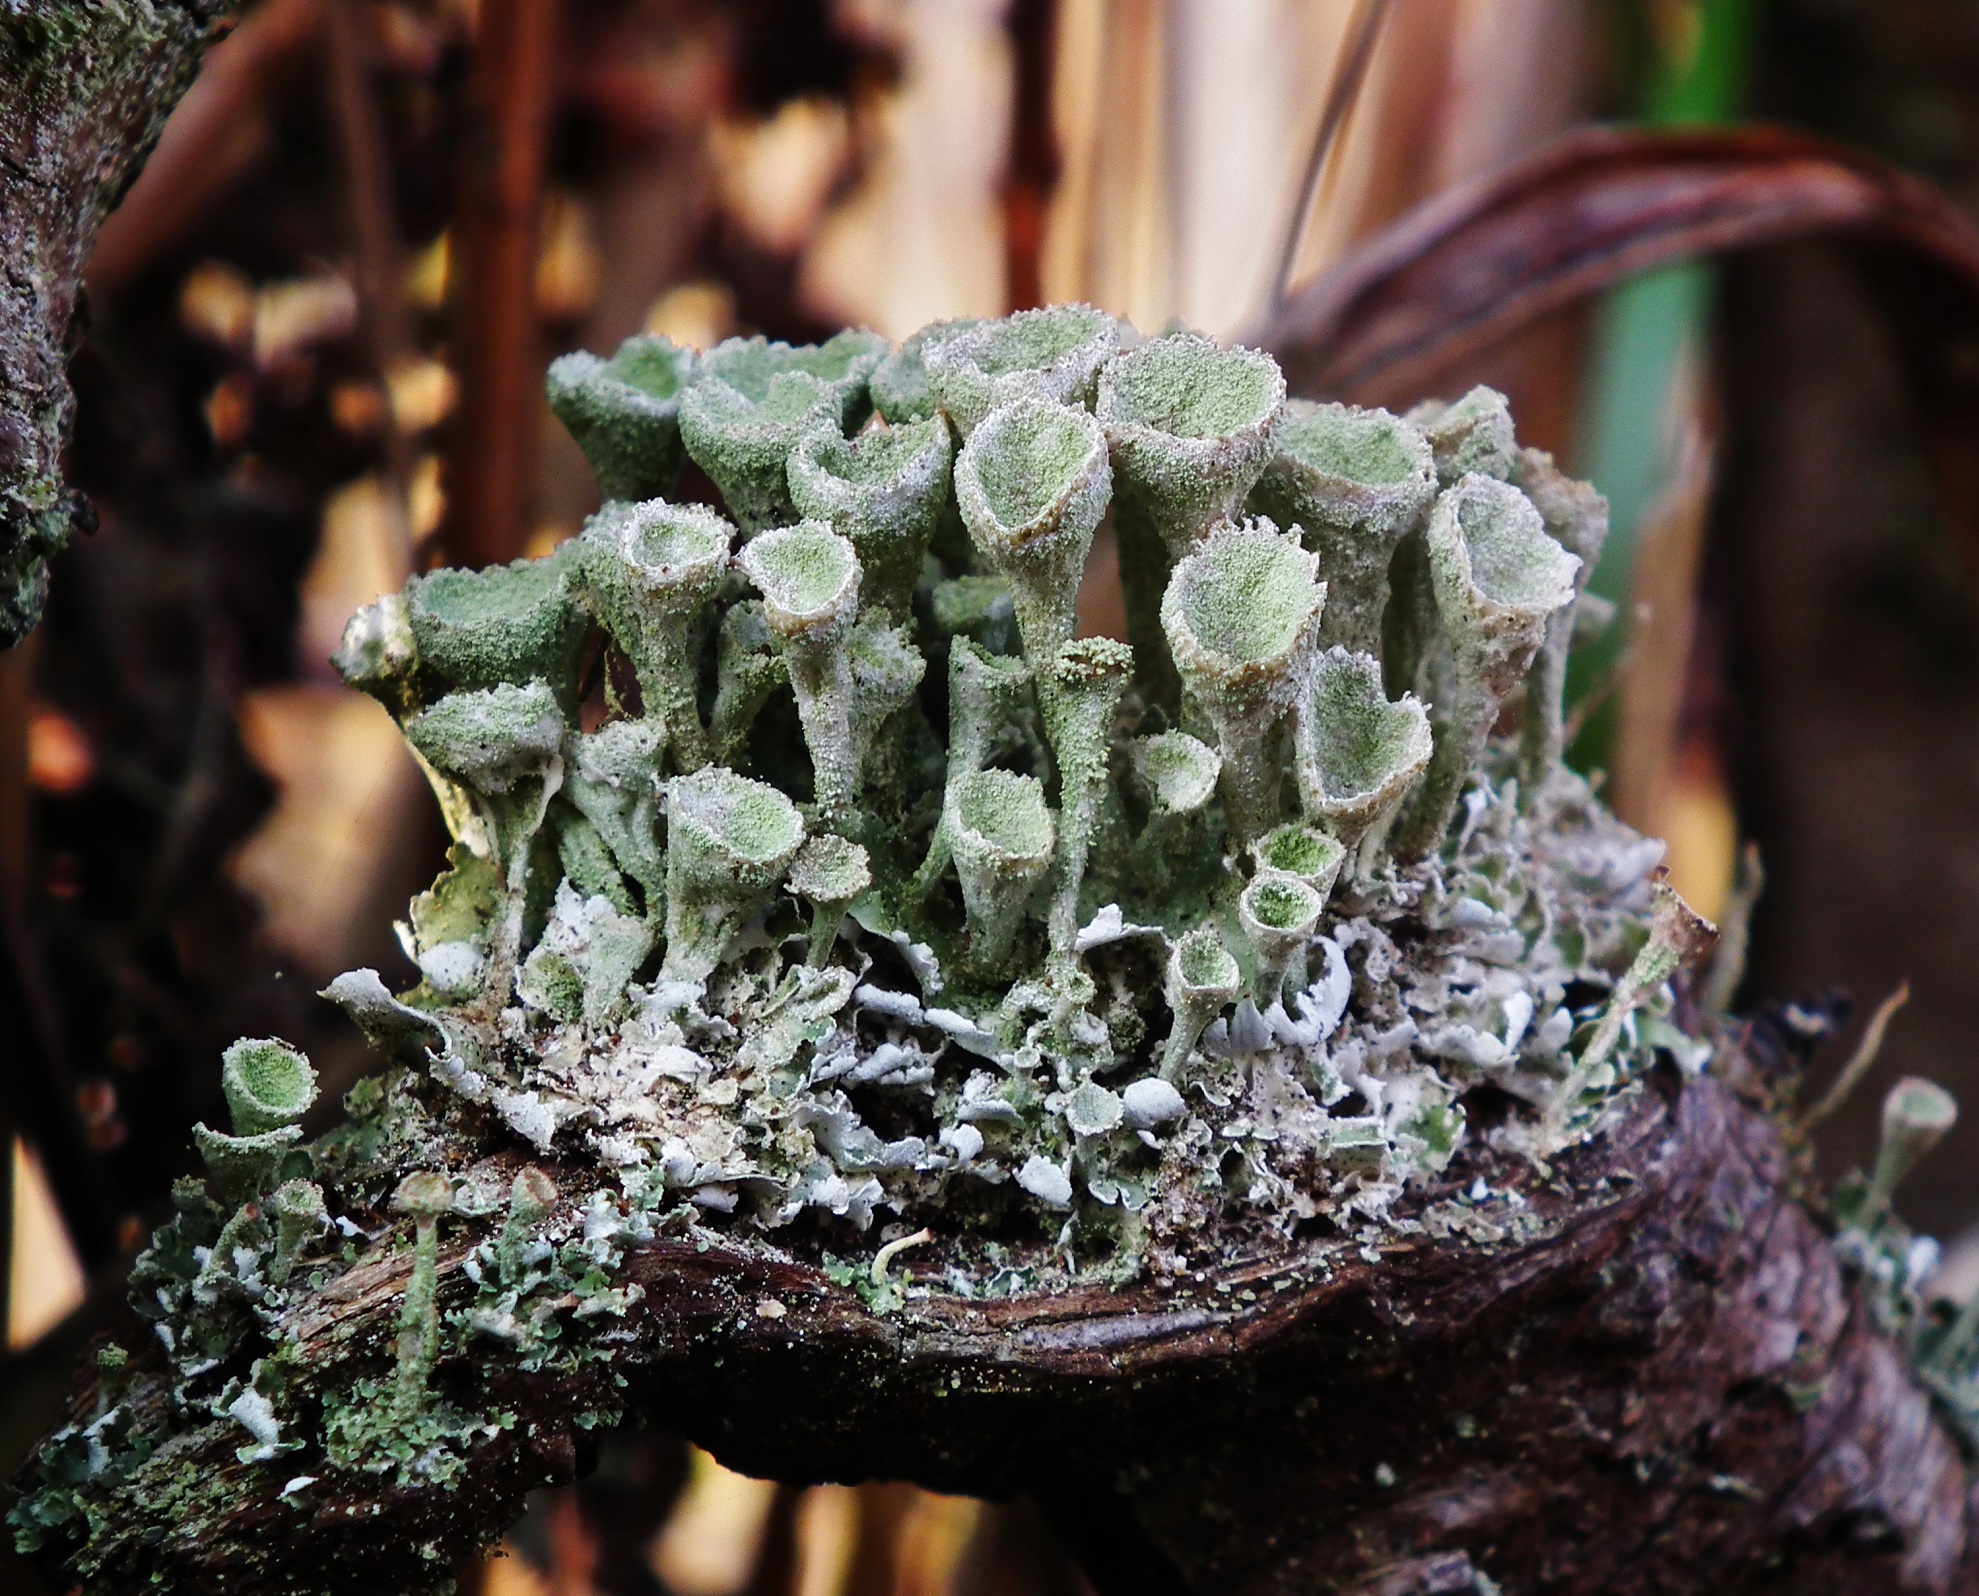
[16,310,1725,1581]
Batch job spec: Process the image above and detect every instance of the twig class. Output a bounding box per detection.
[1265,0,1392,321]
[322,0,416,576]
[871,1227,933,1284]
[1003,0,1063,313]
[1801,981,1912,1131]
[439,0,561,570]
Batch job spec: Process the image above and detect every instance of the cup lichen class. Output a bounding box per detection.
[22,310,1736,1575]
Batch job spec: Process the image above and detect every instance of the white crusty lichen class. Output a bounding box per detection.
[302,309,1709,1268]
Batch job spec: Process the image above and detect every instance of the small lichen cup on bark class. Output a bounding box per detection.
[220,1038,319,1136]
[1037,637,1133,961]
[786,416,952,617]
[868,318,980,424]
[1863,1077,1959,1225]
[403,681,568,886]
[1161,519,1324,846]
[1247,400,1437,656]
[1160,926,1242,1082]
[786,833,873,967]
[1512,446,1610,789]
[1238,872,1325,1010]
[1393,475,1579,861]
[953,396,1112,663]
[943,766,1055,973]
[405,551,591,707]
[1407,384,1518,486]
[738,521,924,828]
[192,1039,321,1202]
[1294,646,1433,871]
[923,303,1118,437]
[1097,334,1286,694]
[578,498,733,771]
[1252,823,1345,902]
[679,330,886,531]
[546,332,695,503]
[660,767,807,983]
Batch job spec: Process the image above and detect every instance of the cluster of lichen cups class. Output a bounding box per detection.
[13,306,1689,1576]
[333,305,1624,1152]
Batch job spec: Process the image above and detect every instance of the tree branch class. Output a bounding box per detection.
[23,1017,1978,1594]
[0,1,238,648]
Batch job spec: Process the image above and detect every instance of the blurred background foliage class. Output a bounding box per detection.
[6,0,1979,1590]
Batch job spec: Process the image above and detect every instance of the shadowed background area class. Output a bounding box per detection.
[5,1,1979,1590]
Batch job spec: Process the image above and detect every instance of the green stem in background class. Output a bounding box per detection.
[564,719,668,912]
[267,1181,327,1287]
[494,1168,558,1286]
[1568,0,1753,774]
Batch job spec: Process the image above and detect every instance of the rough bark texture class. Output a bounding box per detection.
[29,1018,1979,1595]
[0,1,234,647]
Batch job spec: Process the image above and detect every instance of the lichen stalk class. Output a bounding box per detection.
[1392,475,1579,861]
[1038,638,1133,962]
[1248,399,1437,656]
[1512,446,1610,791]
[1161,520,1325,846]
[953,397,1112,664]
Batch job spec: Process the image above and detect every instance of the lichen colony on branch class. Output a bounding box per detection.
[17,304,1733,1581]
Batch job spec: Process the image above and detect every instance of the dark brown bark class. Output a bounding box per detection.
[0,1,237,647]
[31,1021,1979,1595]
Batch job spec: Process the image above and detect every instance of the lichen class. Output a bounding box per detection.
[20,310,1729,1579]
